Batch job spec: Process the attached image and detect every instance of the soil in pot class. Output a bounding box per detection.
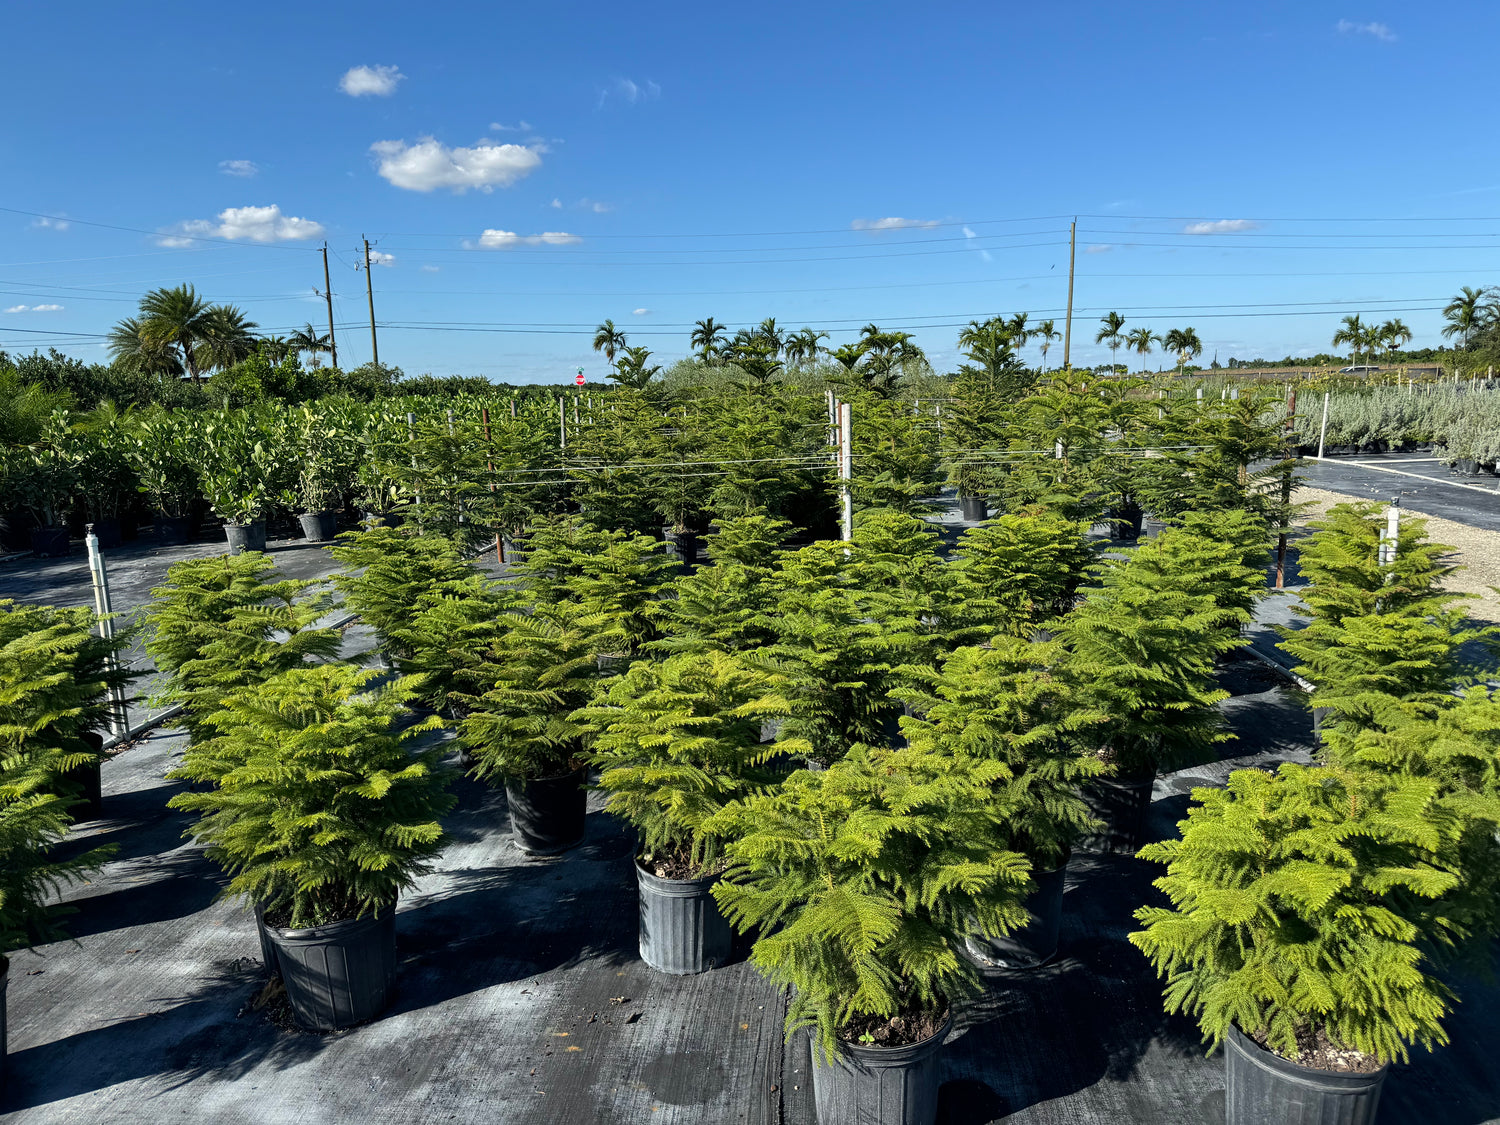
[154,514,194,547]
[260,902,397,1031]
[504,768,586,855]
[299,511,339,542]
[813,1008,952,1125]
[224,520,268,554]
[1225,1023,1386,1125]
[30,526,70,558]
[966,853,1068,969]
[1080,773,1155,855]
[636,856,733,975]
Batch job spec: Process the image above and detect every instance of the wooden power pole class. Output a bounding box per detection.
[363,236,379,367]
[1062,218,1077,369]
[321,242,337,369]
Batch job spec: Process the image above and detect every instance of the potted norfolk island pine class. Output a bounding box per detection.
[577,650,802,975]
[169,665,453,1031]
[898,637,1103,969]
[709,744,1031,1125]
[1131,763,1481,1125]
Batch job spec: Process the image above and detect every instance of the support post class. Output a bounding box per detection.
[363,236,379,367]
[1379,497,1401,572]
[322,242,337,369]
[1316,391,1330,458]
[85,528,128,740]
[838,399,853,542]
[559,396,566,451]
[481,406,503,563]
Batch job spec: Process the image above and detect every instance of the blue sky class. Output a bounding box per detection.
[3,1,1499,382]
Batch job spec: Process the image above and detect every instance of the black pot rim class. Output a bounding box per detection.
[1227,1023,1388,1084]
[262,900,395,941]
[832,1008,954,1066]
[635,856,721,893]
[505,766,586,787]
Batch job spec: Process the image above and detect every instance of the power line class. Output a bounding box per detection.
[0,205,317,252]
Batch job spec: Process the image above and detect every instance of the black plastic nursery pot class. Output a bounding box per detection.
[966,852,1068,969]
[224,520,267,555]
[1225,1024,1387,1125]
[660,527,700,567]
[959,496,989,522]
[30,525,69,558]
[812,1010,953,1125]
[504,768,586,855]
[298,511,339,542]
[90,517,123,549]
[154,514,194,547]
[259,903,397,1031]
[62,731,105,823]
[361,510,402,529]
[636,860,733,975]
[1080,774,1154,855]
[1109,501,1145,541]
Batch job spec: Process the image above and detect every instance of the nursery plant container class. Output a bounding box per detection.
[298,511,339,542]
[30,525,69,558]
[224,520,267,554]
[636,860,733,975]
[959,496,989,522]
[260,903,397,1031]
[966,853,1068,969]
[62,731,104,822]
[361,510,402,529]
[1225,1024,1387,1125]
[661,527,699,567]
[1080,774,1154,854]
[1109,500,1145,540]
[812,1010,953,1125]
[505,768,586,855]
[253,902,279,976]
[1456,459,1479,475]
[154,514,194,547]
[90,518,123,549]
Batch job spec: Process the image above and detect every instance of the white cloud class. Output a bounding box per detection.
[420,264,441,273]
[1336,19,1396,41]
[1086,244,1114,253]
[157,204,325,246]
[218,159,258,177]
[473,229,581,249]
[599,77,660,108]
[851,217,941,232]
[4,305,27,313]
[371,136,543,193]
[632,308,651,316]
[550,198,563,209]
[961,226,992,262]
[368,250,396,267]
[30,215,68,231]
[340,64,404,97]
[1182,218,1260,235]
[579,198,614,213]
[490,120,532,132]
[4,304,63,313]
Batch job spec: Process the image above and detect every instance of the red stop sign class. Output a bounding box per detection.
[574,373,585,386]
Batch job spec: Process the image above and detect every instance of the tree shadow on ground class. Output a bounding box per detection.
[61,846,227,940]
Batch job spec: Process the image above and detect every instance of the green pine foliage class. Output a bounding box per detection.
[708,743,1032,1060]
[1134,509,1270,639]
[898,637,1105,866]
[168,664,453,929]
[947,513,1096,641]
[1130,763,1482,1065]
[143,552,341,743]
[1056,527,1238,777]
[330,525,476,662]
[578,650,807,873]
[456,600,607,782]
[397,571,516,712]
[651,514,791,656]
[0,602,124,952]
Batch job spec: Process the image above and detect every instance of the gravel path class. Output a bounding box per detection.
[1293,486,1500,622]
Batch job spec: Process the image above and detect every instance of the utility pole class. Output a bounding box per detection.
[363,236,379,367]
[322,242,338,369]
[838,399,853,542]
[1062,218,1077,369]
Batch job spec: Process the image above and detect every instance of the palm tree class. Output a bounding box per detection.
[136,284,213,383]
[1127,326,1161,373]
[610,345,662,389]
[1379,318,1413,364]
[1359,322,1386,370]
[260,335,294,363]
[107,316,183,378]
[1331,314,1366,365]
[755,318,785,358]
[592,319,628,369]
[857,325,926,396]
[784,327,828,366]
[1005,312,1030,352]
[1162,327,1202,374]
[1035,319,1060,370]
[194,305,260,372]
[1095,311,1126,373]
[289,323,334,368]
[1441,287,1496,350]
[690,317,727,364]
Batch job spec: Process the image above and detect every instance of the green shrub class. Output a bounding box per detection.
[143,552,340,743]
[1131,763,1483,1064]
[710,744,1031,1059]
[169,665,453,929]
[579,650,803,874]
